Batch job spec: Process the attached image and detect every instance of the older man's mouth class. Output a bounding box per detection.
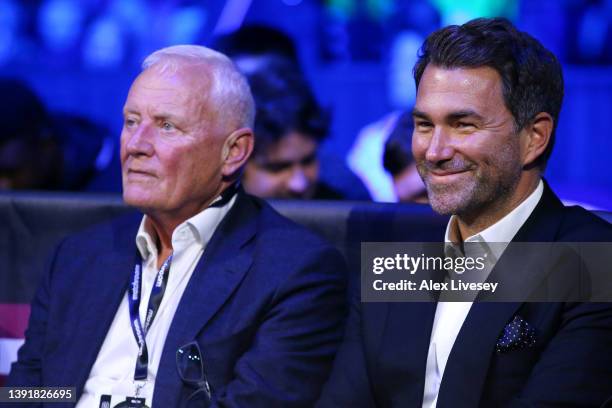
[126,168,156,180]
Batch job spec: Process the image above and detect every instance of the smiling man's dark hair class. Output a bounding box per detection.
[413,17,564,168]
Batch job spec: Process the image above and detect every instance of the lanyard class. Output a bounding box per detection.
[128,252,173,381]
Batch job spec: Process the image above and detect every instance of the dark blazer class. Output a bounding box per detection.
[8,192,348,407]
[318,183,612,407]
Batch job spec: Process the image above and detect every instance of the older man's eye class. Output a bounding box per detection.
[124,118,137,128]
[161,121,176,131]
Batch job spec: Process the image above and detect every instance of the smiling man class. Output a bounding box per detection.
[318,18,612,407]
[8,45,347,407]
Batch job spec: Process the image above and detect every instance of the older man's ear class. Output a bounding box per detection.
[222,128,255,178]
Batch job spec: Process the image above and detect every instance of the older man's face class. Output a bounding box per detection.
[412,65,523,217]
[120,66,226,218]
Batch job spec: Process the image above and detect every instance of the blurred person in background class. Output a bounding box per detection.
[0,78,62,190]
[243,56,342,200]
[382,110,427,203]
[51,112,119,191]
[216,24,370,200]
[347,0,440,202]
[0,78,117,192]
[213,24,301,75]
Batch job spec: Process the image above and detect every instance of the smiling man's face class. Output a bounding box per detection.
[412,65,523,217]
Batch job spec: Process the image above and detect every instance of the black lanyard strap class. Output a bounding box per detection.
[128,252,172,381]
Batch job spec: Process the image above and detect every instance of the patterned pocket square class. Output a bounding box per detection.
[496,315,536,353]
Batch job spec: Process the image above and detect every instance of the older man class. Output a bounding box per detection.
[8,45,347,407]
[318,18,612,407]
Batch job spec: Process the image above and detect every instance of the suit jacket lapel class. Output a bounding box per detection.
[377,243,443,406]
[437,181,565,407]
[379,301,437,406]
[511,180,564,243]
[64,214,141,398]
[153,192,257,407]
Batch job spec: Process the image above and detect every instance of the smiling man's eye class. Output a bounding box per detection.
[457,122,476,128]
[415,120,433,130]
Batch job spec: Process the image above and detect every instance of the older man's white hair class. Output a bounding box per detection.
[142,44,255,130]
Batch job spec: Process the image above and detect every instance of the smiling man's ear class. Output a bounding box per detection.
[521,112,553,169]
[221,128,255,178]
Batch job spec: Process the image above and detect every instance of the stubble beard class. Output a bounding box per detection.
[419,143,522,219]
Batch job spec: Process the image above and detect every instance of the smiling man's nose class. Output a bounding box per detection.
[425,128,454,164]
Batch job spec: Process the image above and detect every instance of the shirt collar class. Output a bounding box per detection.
[443,180,543,270]
[135,194,237,262]
[445,179,544,245]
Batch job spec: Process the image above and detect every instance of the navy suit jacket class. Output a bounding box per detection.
[318,183,612,407]
[8,192,348,407]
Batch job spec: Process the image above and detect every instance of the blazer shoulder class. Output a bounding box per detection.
[252,196,337,251]
[58,210,141,253]
[557,205,612,241]
[522,183,612,242]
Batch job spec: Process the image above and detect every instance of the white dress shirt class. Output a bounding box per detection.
[422,180,544,408]
[76,195,235,407]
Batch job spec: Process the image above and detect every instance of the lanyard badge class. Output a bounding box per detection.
[100,396,149,408]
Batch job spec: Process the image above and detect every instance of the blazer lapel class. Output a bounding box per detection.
[376,243,443,406]
[62,214,141,398]
[379,301,437,406]
[153,192,257,407]
[436,301,521,408]
[511,180,564,243]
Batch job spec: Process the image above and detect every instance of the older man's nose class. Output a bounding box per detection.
[124,124,154,157]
